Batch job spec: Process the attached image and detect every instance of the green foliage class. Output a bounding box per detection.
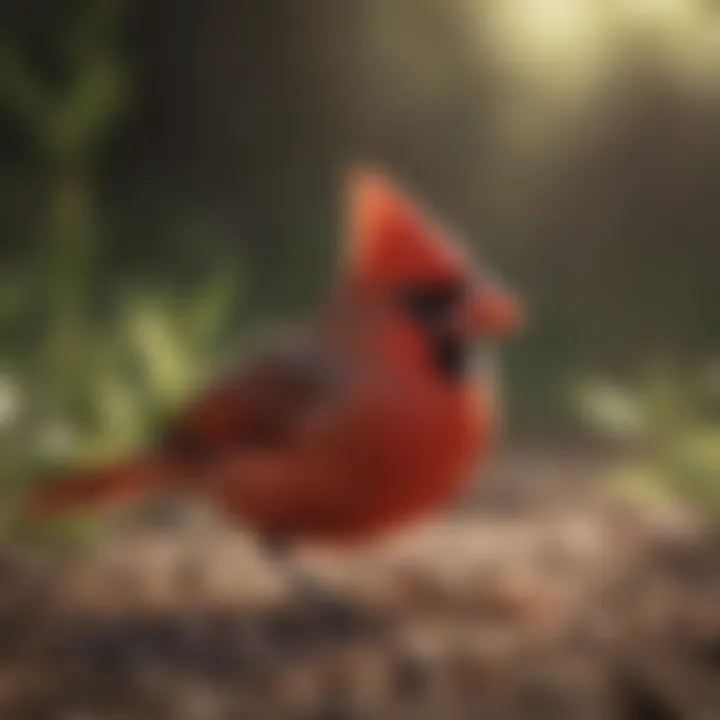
[575,362,720,520]
[0,1,245,547]
[39,275,236,459]
[0,0,127,159]
[0,271,242,546]
[0,0,129,416]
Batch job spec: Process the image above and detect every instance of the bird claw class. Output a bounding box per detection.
[305,593,364,640]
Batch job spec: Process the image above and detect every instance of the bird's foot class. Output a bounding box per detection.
[262,539,378,647]
[302,587,366,641]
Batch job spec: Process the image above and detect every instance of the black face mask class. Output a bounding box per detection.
[398,281,465,326]
[397,280,471,380]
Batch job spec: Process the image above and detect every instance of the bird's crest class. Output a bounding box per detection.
[344,168,469,291]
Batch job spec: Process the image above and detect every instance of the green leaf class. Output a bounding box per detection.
[186,268,238,355]
[50,59,128,158]
[574,378,648,440]
[124,292,193,410]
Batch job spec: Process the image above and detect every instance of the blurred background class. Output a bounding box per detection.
[0,0,718,718]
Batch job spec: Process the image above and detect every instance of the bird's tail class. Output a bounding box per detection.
[25,455,168,520]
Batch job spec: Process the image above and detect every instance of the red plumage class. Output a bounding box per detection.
[27,168,522,544]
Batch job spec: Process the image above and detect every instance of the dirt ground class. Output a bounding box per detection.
[0,447,718,719]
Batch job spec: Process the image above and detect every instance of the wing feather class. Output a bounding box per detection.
[162,341,337,463]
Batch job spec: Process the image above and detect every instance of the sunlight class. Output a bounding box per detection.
[620,0,720,91]
[491,0,605,58]
[483,0,718,95]
[622,0,700,23]
[486,0,611,90]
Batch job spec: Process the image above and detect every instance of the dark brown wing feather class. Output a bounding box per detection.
[162,339,338,463]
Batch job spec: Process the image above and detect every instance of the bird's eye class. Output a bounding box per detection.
[399,281,466,326]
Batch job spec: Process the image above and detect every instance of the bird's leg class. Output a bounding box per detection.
[174,502,216,670]
[262,538,363,641]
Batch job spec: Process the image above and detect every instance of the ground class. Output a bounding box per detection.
[0,447,718,719]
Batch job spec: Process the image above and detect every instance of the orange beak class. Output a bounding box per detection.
[464,282,524,338]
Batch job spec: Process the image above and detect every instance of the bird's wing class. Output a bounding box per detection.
[162,340,339,464]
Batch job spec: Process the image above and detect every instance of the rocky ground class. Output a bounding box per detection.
[0,447,718,719]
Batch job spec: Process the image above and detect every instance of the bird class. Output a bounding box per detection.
[27,168,522,550]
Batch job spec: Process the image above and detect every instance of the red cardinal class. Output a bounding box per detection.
[28,169,522,545]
